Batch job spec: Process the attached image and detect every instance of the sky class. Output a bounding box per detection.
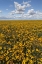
[0,0,42,20]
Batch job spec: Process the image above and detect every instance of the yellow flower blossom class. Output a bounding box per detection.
[6,56,9,61]
[36,48,39,51]
[0,46,2,50]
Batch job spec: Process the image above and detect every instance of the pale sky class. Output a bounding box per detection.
[0,0,42,20]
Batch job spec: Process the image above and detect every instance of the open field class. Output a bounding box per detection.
[0,20,42,64]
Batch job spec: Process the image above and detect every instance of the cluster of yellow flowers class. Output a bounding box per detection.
[0,21,42,64]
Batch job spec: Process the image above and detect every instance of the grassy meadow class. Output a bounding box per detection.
[0,20,42,64]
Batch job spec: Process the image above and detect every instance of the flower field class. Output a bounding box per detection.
[0,20,42,64]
